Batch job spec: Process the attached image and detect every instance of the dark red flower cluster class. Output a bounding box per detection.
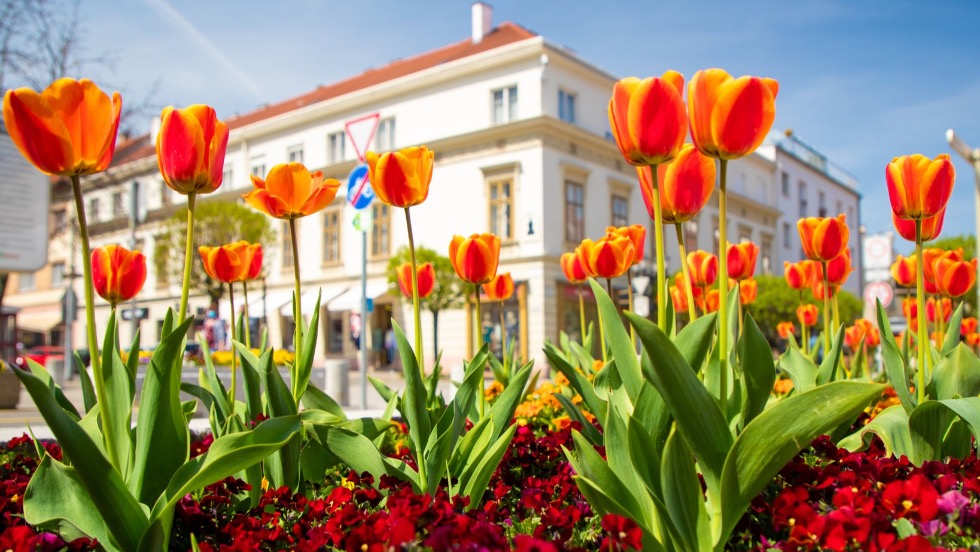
[735,436,980,551]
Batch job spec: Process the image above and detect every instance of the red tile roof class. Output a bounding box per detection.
[110,22,537,169]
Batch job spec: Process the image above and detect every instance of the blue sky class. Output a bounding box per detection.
[74,0,980,242]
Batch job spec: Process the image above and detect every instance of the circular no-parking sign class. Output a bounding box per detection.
[864,281,894,308]
[346,163,375,210]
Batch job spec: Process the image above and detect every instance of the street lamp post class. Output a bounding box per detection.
[945,129,980,312]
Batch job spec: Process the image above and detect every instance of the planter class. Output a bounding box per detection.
[0,364,19,409]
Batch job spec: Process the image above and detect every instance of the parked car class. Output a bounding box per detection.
[14,345,65,370]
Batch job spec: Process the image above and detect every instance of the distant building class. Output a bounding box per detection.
[6,3,862,373]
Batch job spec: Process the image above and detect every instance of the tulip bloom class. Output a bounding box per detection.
[92,245,146,306]
[962,317,978,337]
[903,298,918,323]
[244,163,341,220]
[578,235,635,280]
[483,272,515,302]
[669,285,688,313]
[777,321,795,340]
[397,262,435,299]
[739,278,757,305]
[199,241,257,283]
[927,297,953,324]
[934,257,978,298]
[449,233,501,285]
[687,250,718,287]
[650,144,716,224]
[3,78,122,177]
[727,242,759,281]
[608,72,687,166]
[818,248,854,287]
[245,244,264,281]
[797,304,818,327]
[687,69,779,161]
[798,214,849,263]
[891,256,916,288]
[366,145,434,208]
[812,280,837,301]
[923,248,963,287]
[968,332,980,348]
[704,289,721,313]
[892,209,944,243]
[606,225,646,265]
[784,260,817,291]
[886,154,955,221]
[157,104,229,195]
[560,252,588,284]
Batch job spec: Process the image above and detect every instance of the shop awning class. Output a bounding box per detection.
[16,310,62,333]
[327,283,392,313]
[279,286,348,318]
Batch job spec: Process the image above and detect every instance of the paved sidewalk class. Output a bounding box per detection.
[0,365,459,442]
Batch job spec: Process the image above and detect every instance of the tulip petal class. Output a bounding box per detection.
[3,88,73,174]
[710,76,777,160]
[157,106,206,186]
[688,69,731,158]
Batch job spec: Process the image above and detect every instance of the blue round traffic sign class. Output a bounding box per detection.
[346,163,375,210]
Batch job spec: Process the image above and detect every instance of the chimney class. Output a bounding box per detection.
[471,2,492,43]
[149,115,161,145]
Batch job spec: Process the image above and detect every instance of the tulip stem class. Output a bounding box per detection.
[242,283,251,350]
[499,306,508,380]
[404,208,423,371]
[475,284,485,418]
[649,166,667,332]
[578,286,587,347]
[822,262,832,355]
[718,160,729,416]
[675,223,698,321]
[179,192,197,323]
[289,217,303,399]
[626,271,636,350]
[71,175,119,470]
[915,219,927,403]
[228,283,237,417]
[832,291,841,336]
[598,279,607,365]
[737,282,744,336]
[802,320,809,356]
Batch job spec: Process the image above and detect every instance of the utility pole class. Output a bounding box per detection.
[129,181,141,340]
[946,130,980,313]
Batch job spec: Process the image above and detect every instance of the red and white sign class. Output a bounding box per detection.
[864,281,894,308]
[344,113,381,162]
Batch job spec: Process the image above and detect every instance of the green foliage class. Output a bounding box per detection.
[748,275,861,344]
[154,200,277,304]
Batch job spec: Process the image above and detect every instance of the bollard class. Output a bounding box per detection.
[324,359,350,406]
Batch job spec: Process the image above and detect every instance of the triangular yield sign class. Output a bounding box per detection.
[345,113,381,162]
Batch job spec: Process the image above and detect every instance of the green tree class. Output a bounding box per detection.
[749,274,862,345]
[154,200,277,305]
[385,245,465,356]
[930,233,978,316]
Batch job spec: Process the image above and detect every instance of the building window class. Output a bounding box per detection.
[322,206,342,264]
[713,221,721,254]
[112,191,124,217]
[250,157,266,179]
[375,117,396,151]
[558,89,576,123]
[51,209,66,232]
[282,223,296,269]
[488,178,515,240]
[611,194,629,227]
[565,181,585,243]
[492,85,518,125]
[154,234,170,289]
[88,197,101,222]
[287,144,304,164]
[685,220,699,254]
[783,222,791,248]
[781,171,789,196]
[818,191,827,217]
[51,262,65,286]
[798,180,807,217]
[160,180,172,206]
[222,166,233,188]
[836,200,843,217]
[18,272,34,291]
[760,237,773,275]
[370,203,391,259]
[328,132,346,163]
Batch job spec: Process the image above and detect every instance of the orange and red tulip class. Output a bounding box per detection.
[243,163,341,220]
[578,235,635,279]
[92,245,146,305]
[687,250,718,287]
[818,248,854,287]
[649,144,716,224]
[3,78,122,177]
[366,145,434,208]
[797,304,819,327]
[923,248,963,287]
[798,214,849,263]
[669,285,688,313]
[777,321,796,340]
[396,262,435,299]
[560,252,588,284]
[962,317,979,337]
[245,244,264,281]
[926,297,953,324]
[606,225,646,265]
[845,319,877,350]
[483,272,515,302]
[739,278,757,306]
[687,68,779,160]
[886,154,955,221]
[967,332,980,348]
[892,209,944,243]
[156,104,229,195]
[608,72,687,166]
[891,255,916,288]
[449,233,500,285]
[784,260,817,291]
[199,241,257,284]
[704,289,721,313]
[934,257,978,298]
[811,280,837,301]
[903,297,918,321]
[727,242,759,281]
